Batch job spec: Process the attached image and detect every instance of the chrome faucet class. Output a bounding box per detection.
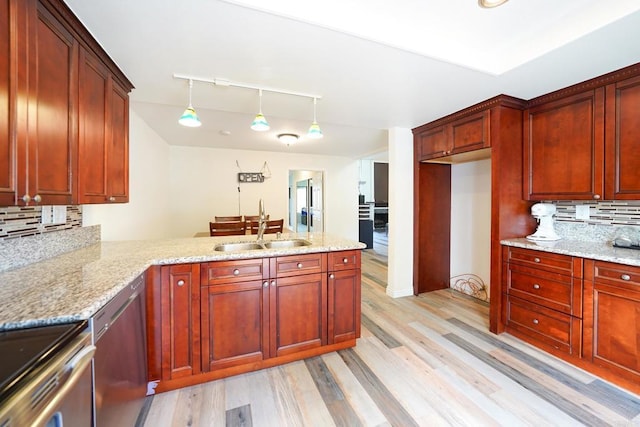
[257,199,267,242]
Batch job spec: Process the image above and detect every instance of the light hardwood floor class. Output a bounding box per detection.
[140,248,640,427]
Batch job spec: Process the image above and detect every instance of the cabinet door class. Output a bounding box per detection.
[201,279,269,371]
[585,262,640,382]
[160,264,200,380]
[524,89,605,200]
[0,0,15,205]
[106,80,129,202]
[328,269,361,344]
[450,110,489,154]
[270,273,327,357]
[23,1,77,205]
[605,75,640,199]
[416,125,449,160]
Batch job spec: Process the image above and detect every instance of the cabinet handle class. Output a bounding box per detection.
[532,319,539,325]
[297,263,303,269]
[533,284,540,290]
[33,194,42,203]
[343,257,348,264]
[22,194,31,204]
[593,194,601,200]
[233,269,240,276]
[534,257,541,263]
[621,274,631,281]
[271,280,276,287]
[329,274,335,279]
[177,280,185,287]
[263,281,269,288]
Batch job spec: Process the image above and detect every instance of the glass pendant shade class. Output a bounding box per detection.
[178,106,202,127]
[307,121,323,139]
[251,113,270,131]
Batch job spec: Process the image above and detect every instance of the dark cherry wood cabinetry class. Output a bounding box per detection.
[524,62,640,201]
[503,247,583,357]
[0,0,133,207]
[148,250,361,393]
[583,260,640,390]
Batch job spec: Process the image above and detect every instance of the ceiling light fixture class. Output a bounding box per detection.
[250,89,270,131]
[178,79,202,127]
[478,0,509,8]
[173,74,323,136]
[277,133,299,145]
[307,97,323,139]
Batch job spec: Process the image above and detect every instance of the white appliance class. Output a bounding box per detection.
[526,203,561,241]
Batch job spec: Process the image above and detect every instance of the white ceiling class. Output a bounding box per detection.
[65,0,640,159]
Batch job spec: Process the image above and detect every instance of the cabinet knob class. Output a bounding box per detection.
[297,263,303,269]
[263,281,269,288]
[177,280,185,287]
[271,280,276,287]
[534,257,541,263]
[33,194,42,203]
[343,258,349,264]
[108,196,116,202]
[532,319,539,325]
[22,194,31,204]
[593,194,601,200]
[533,284,540,290]
[621,274,631,281]
[233,269,240,276]
[329,274,335,279]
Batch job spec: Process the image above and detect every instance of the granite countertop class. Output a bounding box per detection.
[501,238,640,267]
[0,233,365,331]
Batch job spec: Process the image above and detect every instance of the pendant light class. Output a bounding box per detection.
[178,79,202,127]
[307,97,323,139]
[250,89,270,131]
[478,0,508,8]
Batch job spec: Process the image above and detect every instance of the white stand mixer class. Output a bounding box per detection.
[526,203,561,241]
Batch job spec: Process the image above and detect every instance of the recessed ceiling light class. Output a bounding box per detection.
[478,0,509,8]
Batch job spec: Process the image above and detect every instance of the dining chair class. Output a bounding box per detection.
[244,214,269,228]
[209,221,246,236]
[215,215,243,222]
[249,219,284,235]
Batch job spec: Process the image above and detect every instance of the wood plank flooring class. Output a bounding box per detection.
[140,249,640,426]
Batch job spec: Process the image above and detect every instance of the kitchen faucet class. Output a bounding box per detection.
[257,199,267,242]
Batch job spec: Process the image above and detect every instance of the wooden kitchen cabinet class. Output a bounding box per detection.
[328,251,361,344]
[503,246,583,357]
[0,0,133,207]
[415,110,489,161]
[583,260,640,386]
[604,74,640,200]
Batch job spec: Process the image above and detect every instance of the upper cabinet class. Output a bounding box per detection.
[524,63,640,201]
[0,0,133,207]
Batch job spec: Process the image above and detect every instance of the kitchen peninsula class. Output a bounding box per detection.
[0,231,365,393]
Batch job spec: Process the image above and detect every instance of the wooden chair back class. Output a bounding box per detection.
[244,214,269,228]
[249,218,284,235]
[215,215,243,222]
[209,221,246,236]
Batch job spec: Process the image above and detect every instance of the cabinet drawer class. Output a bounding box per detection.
[506,264,581,316]
[506,296,581,356]
[507,247,580,277]
[270,253,325,278]
[593,261,640,288]
[328,250,361,271]
[202,259,268,285]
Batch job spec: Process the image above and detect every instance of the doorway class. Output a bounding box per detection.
[289,170,324,233]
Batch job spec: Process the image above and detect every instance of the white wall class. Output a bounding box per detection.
[168,146,359,240]
[83,110,172,241]
[450,158,491,290]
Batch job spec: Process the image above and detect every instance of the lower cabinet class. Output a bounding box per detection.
[148,250,361,393]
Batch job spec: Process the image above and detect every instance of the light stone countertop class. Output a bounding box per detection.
[0,233,365,331]
[501,238,640,267]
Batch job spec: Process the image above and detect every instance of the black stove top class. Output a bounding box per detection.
[0,321,87,402]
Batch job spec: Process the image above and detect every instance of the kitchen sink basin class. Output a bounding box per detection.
[214,242,265,252]
[263,239,312,249]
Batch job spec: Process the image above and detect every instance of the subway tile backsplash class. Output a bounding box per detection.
[0,205,82,240]
[553,201,640,242]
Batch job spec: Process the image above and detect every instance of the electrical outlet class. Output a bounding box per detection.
[41,206,53,224]
[52,206,67,224]
[576,205,590,220]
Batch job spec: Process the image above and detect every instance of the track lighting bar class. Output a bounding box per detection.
[173,73,322,101]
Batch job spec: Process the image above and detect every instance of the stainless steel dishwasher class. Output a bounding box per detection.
[91,273,147,426]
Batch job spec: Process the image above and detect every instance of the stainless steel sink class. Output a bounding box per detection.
[263,239,312,249]
[214,242,265,252]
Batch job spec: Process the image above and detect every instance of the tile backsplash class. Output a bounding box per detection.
[550,201,640,242]
[0,206,82,240]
